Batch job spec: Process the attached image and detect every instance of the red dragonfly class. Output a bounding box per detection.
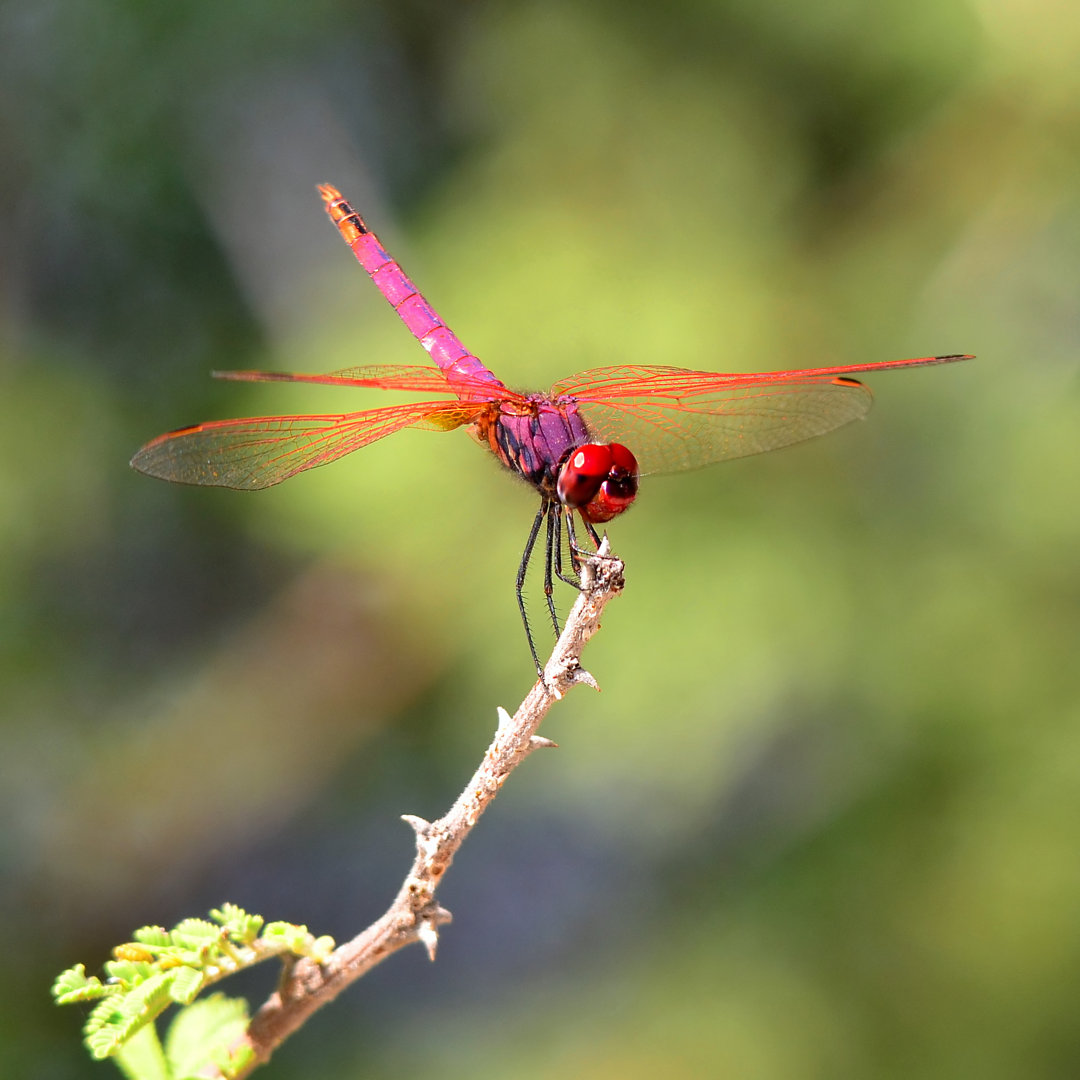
[132,184,972,674]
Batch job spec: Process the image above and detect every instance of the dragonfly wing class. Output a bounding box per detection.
[213,364,525,402]
[130,400,482,490]
[553,365,874,475]
[551,356,970,401]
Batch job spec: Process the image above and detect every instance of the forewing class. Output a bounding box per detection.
[552,365,873,475]
[213,364,528,403]
[130,399,482,490]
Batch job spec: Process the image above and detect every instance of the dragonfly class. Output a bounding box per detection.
[132,184,972,675]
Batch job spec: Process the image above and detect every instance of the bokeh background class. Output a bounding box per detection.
[4,1,1079,1076]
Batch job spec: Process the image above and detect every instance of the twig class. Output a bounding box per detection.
[215,542,624,1077]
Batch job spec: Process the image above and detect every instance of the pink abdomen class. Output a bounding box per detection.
[319,185,501,399]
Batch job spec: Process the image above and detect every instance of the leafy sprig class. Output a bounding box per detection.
[52,903,334,1070]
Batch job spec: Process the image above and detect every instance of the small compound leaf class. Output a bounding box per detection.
[84,971,176,1058]
[211,903,263,945]
[168,966,206,1005]
[105,959,156,986]
[84,997,132,1059]
[133,926,171,948]
[260,921,336,960]
[113,1021,170,1080]
[170,919,221,950]
[165,993,250,1080]
[262,921,309,953]
[52,964,110,1004]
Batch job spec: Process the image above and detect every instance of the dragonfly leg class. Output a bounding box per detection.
[570,512,621,570]
[542,503,563,636]
[551,505,582,590]
[517,501,547,677]
[582,517,603,549]
[566,513,600,573]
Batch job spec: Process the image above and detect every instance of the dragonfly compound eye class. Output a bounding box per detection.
[560,442,639,523]
[583,442,638,523]
[557,443,620,508]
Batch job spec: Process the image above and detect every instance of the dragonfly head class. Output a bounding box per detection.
[556,442,639,524]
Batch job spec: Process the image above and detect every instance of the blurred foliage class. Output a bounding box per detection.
[53,904,331,1066]
[3,0,1079,1077]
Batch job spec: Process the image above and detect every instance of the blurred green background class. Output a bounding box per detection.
[3,0,1079,1076]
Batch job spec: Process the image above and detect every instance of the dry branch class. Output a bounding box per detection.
[216,543,624,1077]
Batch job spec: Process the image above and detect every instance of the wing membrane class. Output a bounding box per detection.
[213,364,527,403]
[552,357,971,475]
[573,379,872,474]
[551,355,970,400]
[130,399,482,490]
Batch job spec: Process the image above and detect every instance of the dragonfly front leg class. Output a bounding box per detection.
[551,505,582,590]
[517,502,548,677]
[565,512,603,575]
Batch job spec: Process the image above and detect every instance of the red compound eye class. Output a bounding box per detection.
[557,443,639,523]
[607,443,637,477]
[557,444,613,508]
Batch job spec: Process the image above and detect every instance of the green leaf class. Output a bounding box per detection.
[170,919,221,951]
[211,903,263,945]
[168,965,205,1005]
[84,971,176,1058]
[260,920,336,960]
[105,959,157,986]
[164,993,250,1080]
[262,921,308,953]
[133,926,172,948]
[113,1021,170,1080]
[52,964,110,1004]
[84,996,131,1059]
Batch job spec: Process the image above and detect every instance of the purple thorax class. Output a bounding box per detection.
[491,396,590,495]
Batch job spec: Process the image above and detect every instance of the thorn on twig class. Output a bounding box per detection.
[529,735,559,750]
[496,706,513,731]
[570,667,599,692]
[417,919,440,961]
[401,814,432,838]
[402,814,440,862]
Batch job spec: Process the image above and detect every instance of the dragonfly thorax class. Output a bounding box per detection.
[557,442,638,523]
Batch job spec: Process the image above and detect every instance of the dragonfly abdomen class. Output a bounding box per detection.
[318,184,501,396]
